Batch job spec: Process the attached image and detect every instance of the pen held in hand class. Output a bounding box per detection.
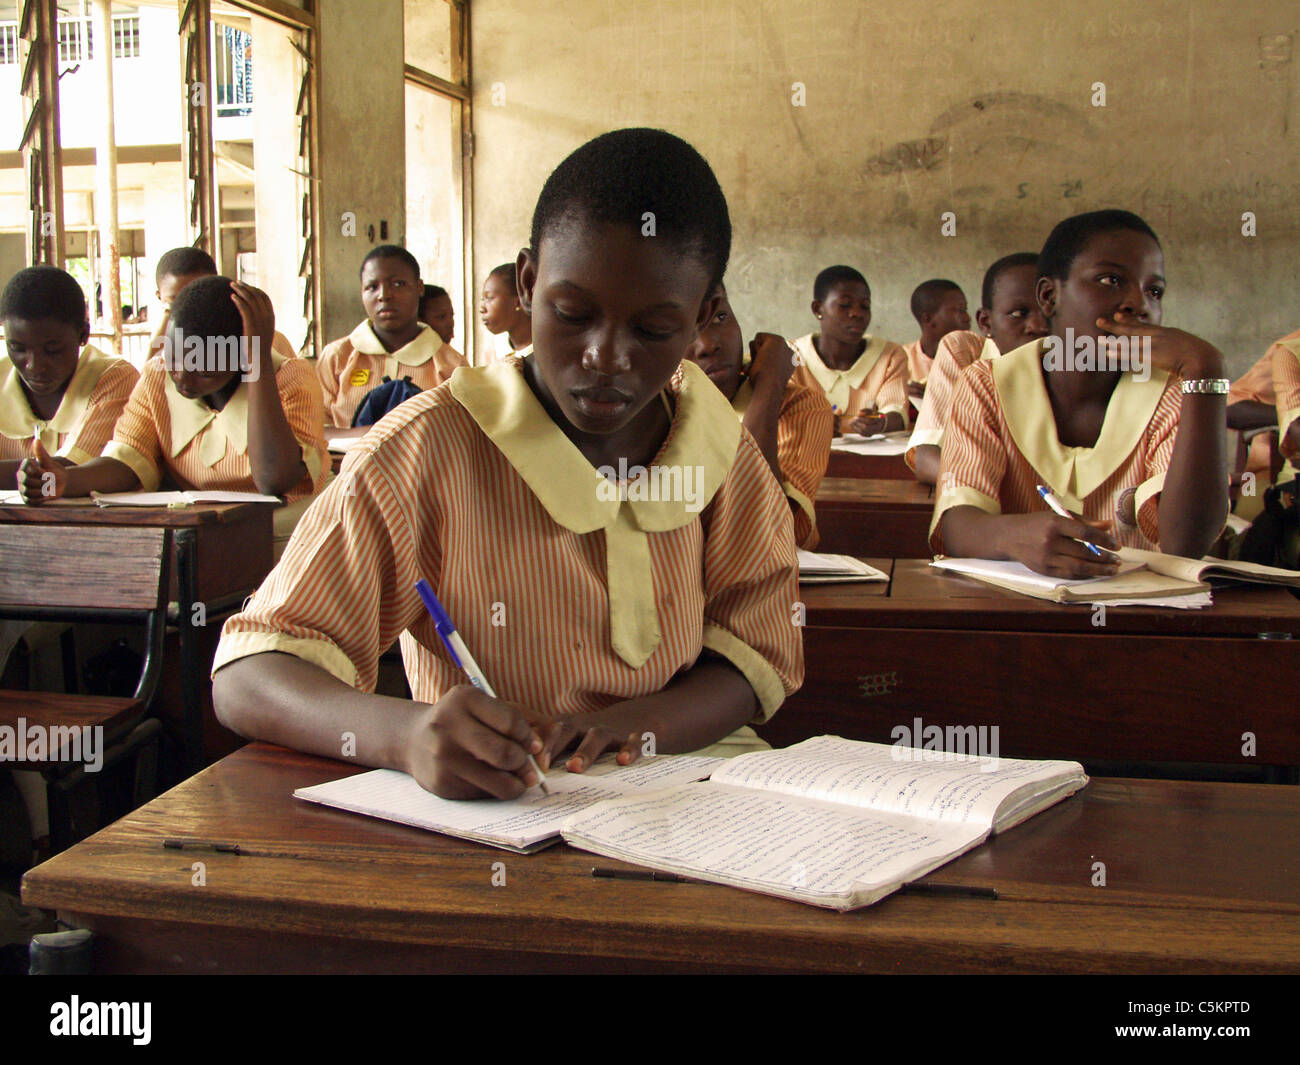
[1036,485,1111,559]
[414,578,550,795]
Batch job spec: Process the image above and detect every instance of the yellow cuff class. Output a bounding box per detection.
[102,440,161,492]
[929,485,1000,551]
[1279,407,1300,457]
[302,440,323,488]
[212,629,360,689]
[701,621,788,724]
[908,427,943,451]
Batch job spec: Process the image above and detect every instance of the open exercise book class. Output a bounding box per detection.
[932,547,1300,605]
[0,488,279,507]
[293,755,724,854]
[561,736,1087,911]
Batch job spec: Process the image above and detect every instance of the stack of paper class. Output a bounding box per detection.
[830,431,910,455]
[797,551,889,584]
[88,490,282,507]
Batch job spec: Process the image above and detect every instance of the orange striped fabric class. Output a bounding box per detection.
[906,331,992,469]
[317,320,466,427]
[1229,351,1276,407]
[788,334,909,433]
[730,378,832,548]
[0,347,137,464]
[1272,330,1300,467]
[216,358,803,729]
[103,355,328,502]
[902,339,933,384]
[932,344,1183,554]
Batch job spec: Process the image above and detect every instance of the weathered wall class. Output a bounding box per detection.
[467,0,1298,375]
[316,0,407,345]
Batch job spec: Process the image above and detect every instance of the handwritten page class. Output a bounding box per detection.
[796,551,889,581]
[708,736,1084,829]
[294,754,724,852]
[561,785,987,910]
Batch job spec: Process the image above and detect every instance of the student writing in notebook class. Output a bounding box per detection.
[931,210,1229,577]
[212,129,803,801]
[316,246,465,429]
[907,253,1049,484]
[1,266,137,487]
[902,279,971,396]
[479,262,534,360]
[683,282,832,548]
[18,277,327,516]
[788,266,909,436]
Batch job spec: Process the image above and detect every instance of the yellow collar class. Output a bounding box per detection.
[163,352,289,466]
[350,319,436,380]
[792,333,887,408]
[979,336,1000,360]
[992,338,1170,507]
[0,345,117,445]
[450,356,740,668]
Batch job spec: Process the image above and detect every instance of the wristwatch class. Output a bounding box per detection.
[1180,378,1230,395]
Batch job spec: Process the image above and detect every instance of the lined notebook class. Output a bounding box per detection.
[88,490,281,507]
[293,755,724,854]
[560,736,1087,911]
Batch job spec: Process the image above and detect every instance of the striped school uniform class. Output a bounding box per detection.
[1229,347,1281,479]
[102,353,327,504]
[316,320,465,427]
[728,376,833,548]
[215,357,803,745]
[1271,329,1300,482]
[902,339,933,386]
[930,337,1183,553]
[788,333,909,434]
[0,347,137,464]
[905,331,998,471]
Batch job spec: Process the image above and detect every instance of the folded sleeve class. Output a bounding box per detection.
[214,449,434,692]
[61,361,139,464]
[929,362,1005,553]
[275,356,330,501]
[102,362,166,491]
[1273,342,1300,459]
[315,338,347,426]
[776,383,833,548]
[700,431,804,722]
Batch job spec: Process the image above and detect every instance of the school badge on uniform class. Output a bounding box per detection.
[350,369,371,387]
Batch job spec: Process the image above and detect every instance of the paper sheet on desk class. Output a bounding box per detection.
[830,432,910,456]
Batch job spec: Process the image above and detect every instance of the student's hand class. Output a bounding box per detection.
[16,439,66,505]
[995,512,1121,579]
[746,333,797,392]
[231,282,276,385]
[1098,314,1226,382]
[850,409,887,436]
[536,714,648,774]
[404,684,544,800]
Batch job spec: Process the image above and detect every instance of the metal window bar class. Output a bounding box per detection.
[0,22,18,65]
[213,21,253,115]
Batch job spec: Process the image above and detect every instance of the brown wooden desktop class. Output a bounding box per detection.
[19,742,1300,974]
[825,447,911,479]
[773,558,1300,771]
[815,477,933,557]
[0,501,274,770]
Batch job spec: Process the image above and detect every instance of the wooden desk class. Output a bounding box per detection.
[0,502,275,771]
[815,478,933,557]
[774,558,1300,769]
[20,743,1300,974]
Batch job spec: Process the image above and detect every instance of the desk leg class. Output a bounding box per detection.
[175,529,203,775]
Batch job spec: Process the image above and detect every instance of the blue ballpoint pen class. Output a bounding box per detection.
[414,579,550,794]
[1036,485,1104,558]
